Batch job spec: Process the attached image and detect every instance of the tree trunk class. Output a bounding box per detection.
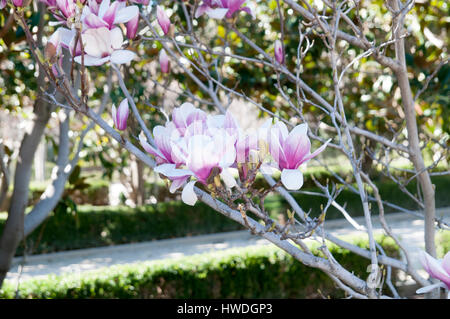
[0,96,52,286]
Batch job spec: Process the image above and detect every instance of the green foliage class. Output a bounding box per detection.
[0,237,400,299]
[5,202,243,255]
[436,230,450,258]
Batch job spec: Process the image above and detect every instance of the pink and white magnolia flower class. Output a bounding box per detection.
[195,0,254,20]
[274,40,284,64]
[75,27,136,66]
[143,104,239,205]
[52,0,77,25]
[82,0,139,31]
[159,49,170,74]
[265,121,330,190]
[156,6,171,35]
[178,132,237,205]
[0,0,7,9]
[416,251,450,297]
[112,98,129,131]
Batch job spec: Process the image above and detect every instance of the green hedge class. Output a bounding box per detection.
[8,202,243,255]
[0,236,400,299]
[1,175,449,256]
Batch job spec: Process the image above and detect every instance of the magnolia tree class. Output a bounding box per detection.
[0,0,449,298]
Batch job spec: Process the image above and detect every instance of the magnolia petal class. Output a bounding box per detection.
[116,99,129,130]
[284,123,310,169]
[110,50,136,65]
[102,1,119,26]
[114,6,139,24]
[300,138,332,164]
[84,13,109,28]
[58,28,76,48]
[281,169,303,191]
[421,250,450,283]
[241,3,255,19]
[220,169,237,188]
[110,27,124,49]
[170,177,188,194]
[442,252,450,275]
[74,55,110,66]
[126,14,139,39]
[82,27,111,57]
[154,163,193,178]
[139,134,164,158]
[205,8,229,19]
[416,282,445,294]
[194,4,209,18]
[98,0,111,18]
[182,181,198,206]
[260,163,279,175]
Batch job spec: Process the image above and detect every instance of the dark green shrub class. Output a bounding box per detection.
[0,237,400,299]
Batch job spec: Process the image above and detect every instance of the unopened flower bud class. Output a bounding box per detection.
[157,6,171,36]
[159,49,170,74]
[274,40,285,64]
[112,99,129,131]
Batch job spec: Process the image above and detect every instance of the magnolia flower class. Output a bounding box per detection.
[416,251,450,297]
[55,0,77,23]
[75,27,136,66]
[274,40,284,64]
[266,121,330,190]
[82,0,139,30]
[195,0,254,20]
[145,104,238,206]
[178,133,237,205]
[140,124,185,166]
[156,6,171,35]
[0,0,7,9]
[159,49,170,74]
[111,99,129,131]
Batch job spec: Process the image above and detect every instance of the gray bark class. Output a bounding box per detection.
[0,96,53,286]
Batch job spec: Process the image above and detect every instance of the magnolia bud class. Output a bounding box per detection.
[274,40,285,64]
[157,6,171,36]
[112,99,129,131]
[159,49,170,74]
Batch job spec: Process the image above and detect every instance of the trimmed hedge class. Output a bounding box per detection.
[0,236,400,299]
[1,175,449,256]
[9,202,243,255]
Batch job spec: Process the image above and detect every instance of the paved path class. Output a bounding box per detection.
[5,207,450,284]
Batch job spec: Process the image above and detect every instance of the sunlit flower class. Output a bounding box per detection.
[266,121,330,190]
[82,0,139,30]
[75,27,136,66]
